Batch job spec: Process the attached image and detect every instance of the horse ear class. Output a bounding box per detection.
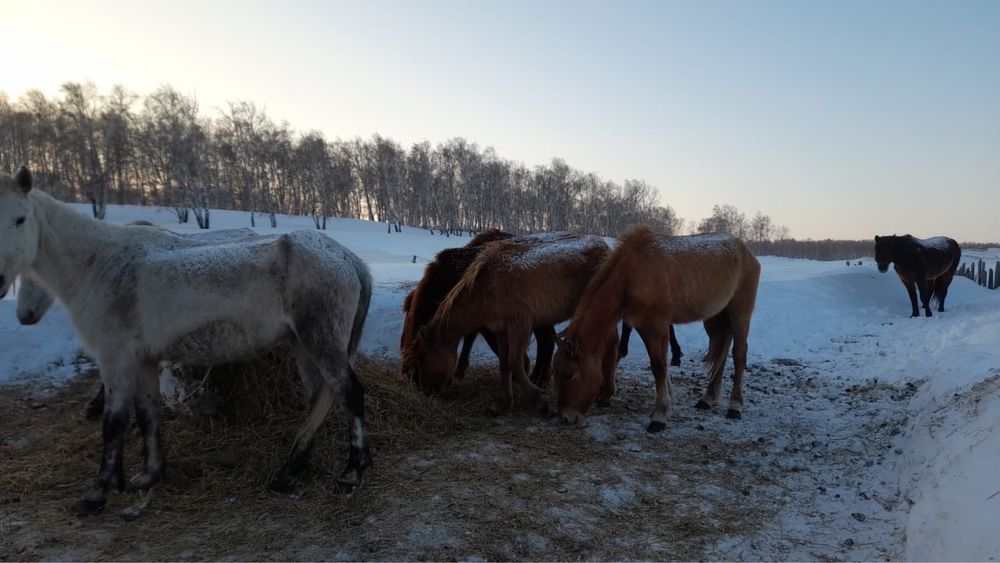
[14,166,32,193]
[875,235,880,242]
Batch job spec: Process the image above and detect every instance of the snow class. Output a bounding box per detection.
[916,236,953,252]
[507,234,604,269]
[2,202,999,559]
[657,232,739,255]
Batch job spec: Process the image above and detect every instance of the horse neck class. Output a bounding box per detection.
[567,261,627,350]
[29,191,123,304]
[430,289,482,347]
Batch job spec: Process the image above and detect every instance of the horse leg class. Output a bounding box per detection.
[597,327,620,407]
[618,323,632,360]
[453,332,477,381]
[669,325,683,367]
[901,278,920,317]
[506,324,544,409]
[934,276,949,312]
[78,360,136,515]
[726,311,751,420]
[295,342,371,493]
[488,330,514,415]
[328,360,371,493]
[696,313,729,411]
[530,326,556,387]
[129,361,165,491]
[637,325,672,433]
[271,344,334,492]
[916,275,933,317]
[85,384,105,421]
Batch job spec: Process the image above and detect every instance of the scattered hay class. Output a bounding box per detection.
[0,356,779,561]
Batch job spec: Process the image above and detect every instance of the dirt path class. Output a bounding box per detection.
[0,350,916,561]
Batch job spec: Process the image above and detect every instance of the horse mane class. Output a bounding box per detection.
[400,244,493,371]
[429,238,526,333]
[466,228,513,248]
[566,225,655,336]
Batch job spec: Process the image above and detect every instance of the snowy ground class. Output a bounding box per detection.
[1,204,998,560]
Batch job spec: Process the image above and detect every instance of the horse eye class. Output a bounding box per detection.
[14,217,25,227]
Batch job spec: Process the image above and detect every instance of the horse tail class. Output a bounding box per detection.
[703,312,733,384]
[933,242,962,308]
[348,254,373,362]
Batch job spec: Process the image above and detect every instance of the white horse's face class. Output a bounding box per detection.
[0,168,39,298]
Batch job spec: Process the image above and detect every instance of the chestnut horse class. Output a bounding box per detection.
[554,227,760,431]
[874,234,961,317]
[414,233,610,411]
[401,230,556,393]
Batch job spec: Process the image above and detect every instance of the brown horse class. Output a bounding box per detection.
[874,235,961,317]
[553,227,761,432]
[401,230,556,393]
[414,233,609,411]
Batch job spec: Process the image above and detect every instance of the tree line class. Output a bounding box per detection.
[0,82,687,235]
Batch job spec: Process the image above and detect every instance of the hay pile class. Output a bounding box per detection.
[1,352,776,561]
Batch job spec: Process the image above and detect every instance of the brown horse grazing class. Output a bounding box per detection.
[554,227,761,432]
[401,230,556,393]
[874,235,961,318]
[619,323,682,366]
[414,233,610,411]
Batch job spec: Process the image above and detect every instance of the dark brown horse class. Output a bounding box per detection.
[415,234,609,411]
[619,324,682,366]
[874,235,961,317]
[553,227,760,431]
[401,229,555,394]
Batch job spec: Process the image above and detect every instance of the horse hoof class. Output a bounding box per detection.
[646,420,667,433]
[725,408,742,420]
[335,469,362,494]
[126,472,158,492]
[268,475,297,494]
[695,399,712,410]
[538,402,555,419]
[74,498,106,517]
[597,397,612,408]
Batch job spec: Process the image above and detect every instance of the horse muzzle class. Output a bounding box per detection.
[17,309,39,325]
[877,264,889,273]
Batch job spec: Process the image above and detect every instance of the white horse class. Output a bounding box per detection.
[16,225,260,420]
[0,167,373,514]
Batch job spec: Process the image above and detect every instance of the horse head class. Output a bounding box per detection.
[873,234,896,273]
[553,333,603,426]
[412,325,458,395]
[0,167,40,298]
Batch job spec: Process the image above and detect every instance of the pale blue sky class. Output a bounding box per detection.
[8,0,1000,240]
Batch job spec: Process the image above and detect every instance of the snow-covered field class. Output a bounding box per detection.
[1,204,998,560]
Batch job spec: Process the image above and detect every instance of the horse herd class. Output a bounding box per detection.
[0,167,962,516]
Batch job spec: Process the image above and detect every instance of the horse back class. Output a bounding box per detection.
[623,233,759,325]
[126,231,364,363]
[899,236,961,278]
[470,234,609,327]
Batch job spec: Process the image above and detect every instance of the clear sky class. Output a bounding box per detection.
[7,0,1000,240]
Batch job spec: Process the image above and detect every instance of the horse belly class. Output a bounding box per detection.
[163,317,290,364]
